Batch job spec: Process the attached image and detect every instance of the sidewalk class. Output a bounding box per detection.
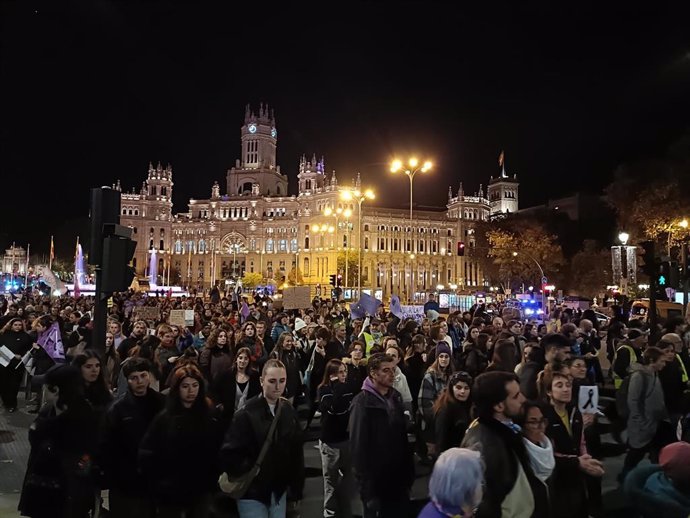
[0,394,33,518]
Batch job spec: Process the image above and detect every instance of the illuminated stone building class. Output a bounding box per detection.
[116,104,519,301]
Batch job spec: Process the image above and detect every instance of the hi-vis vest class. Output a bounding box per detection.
[613,344,636,389]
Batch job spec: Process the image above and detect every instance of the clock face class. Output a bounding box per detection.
[248,124,257,134]
[271,128,277,138]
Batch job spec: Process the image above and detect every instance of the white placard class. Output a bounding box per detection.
[578,385,599,414]
[400,305,425,323]
[0,345,14,368]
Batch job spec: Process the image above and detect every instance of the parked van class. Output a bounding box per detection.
[630,299,683,322]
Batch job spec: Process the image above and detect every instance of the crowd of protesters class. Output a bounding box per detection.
[2,287,690,518]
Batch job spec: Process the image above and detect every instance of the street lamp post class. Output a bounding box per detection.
[324,206,353,289]
[391,157,432,303]
[341,188,375,297]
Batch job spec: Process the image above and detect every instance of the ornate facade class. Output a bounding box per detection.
[116,104,519,301]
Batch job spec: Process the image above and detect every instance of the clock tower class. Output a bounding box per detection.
[226,103,288,197]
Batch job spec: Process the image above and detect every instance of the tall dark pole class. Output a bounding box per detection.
[683,242,689,316]
[88,187,121,356]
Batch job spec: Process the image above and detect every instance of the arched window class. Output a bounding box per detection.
[364,236,368,250]
[266,239,274,252]
[304,236,310,249]
[198,239,206,253]
[279,239,287,252]
[290,238,298,252]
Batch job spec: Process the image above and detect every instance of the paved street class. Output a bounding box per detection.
[0,393,634,518]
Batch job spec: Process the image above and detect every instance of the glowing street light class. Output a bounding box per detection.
[618,232,629,246]
[390,156,432,302]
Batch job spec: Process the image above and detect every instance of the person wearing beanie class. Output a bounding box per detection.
[624,441,690,518]
[418,342,455,460]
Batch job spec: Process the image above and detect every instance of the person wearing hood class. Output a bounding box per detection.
[624,441,690,518]
[620,346,672,482]
[349,353,415,518]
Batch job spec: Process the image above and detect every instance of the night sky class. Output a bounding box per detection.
[2,3,689,258]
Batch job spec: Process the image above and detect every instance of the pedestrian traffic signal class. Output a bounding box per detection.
[457,241,465,256]
[658,261,669,287]
[329,274,337,286]
[101,236,137,292]
[656,260,680,288]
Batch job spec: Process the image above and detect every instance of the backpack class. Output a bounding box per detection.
[616,370,649,420]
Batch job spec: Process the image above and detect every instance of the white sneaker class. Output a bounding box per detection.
[314,410,322,418]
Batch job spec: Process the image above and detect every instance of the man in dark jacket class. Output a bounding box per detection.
[220,359,305,517]
[349,353,414,518]
[461,371,548,518]
[100,358,165,518]
[519,333,570,400]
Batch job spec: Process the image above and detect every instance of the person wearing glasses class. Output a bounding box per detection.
[519,401,555,495]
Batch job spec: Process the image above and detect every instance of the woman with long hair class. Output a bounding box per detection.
[139,365,223,518]
[419,343,455,459]
[317,359,355,518]
[433,371,473,453]
[237,321,266,367]
[212,346,261,423]
[72,350,113,416]
[270,332,304,404]
[103,331,121,391]
[0,317,32,412]
[199,327,234,386]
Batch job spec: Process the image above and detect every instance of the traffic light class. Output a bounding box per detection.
[639,240,657,278]
[101,236,137,292]
[329,274,337,286]
[457,241,465,256]
[658,260,670,287]
[337,274,343,287]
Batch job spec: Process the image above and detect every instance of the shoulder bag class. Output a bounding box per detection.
[218,400,283,499]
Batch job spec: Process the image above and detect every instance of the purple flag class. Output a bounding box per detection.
[240,301,251,320]
[356,293,381,317]
[349,301,366,319]
[37,322,65,361]
[389,295,403,318]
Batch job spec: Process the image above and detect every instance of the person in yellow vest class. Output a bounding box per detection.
[612,329,648,389]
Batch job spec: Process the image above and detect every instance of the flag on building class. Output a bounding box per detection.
[49,235,55,269]
[498,150,504,167]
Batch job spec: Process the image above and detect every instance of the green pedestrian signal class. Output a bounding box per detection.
[659,275,666,286]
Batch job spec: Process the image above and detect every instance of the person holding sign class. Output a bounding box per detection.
[542,369,603,518]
